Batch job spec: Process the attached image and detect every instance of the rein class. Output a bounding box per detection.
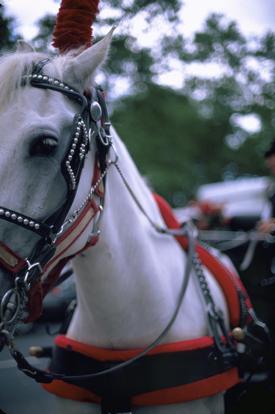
[5,223,197,386]
[2,218,240,388]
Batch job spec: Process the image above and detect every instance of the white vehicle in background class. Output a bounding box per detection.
[174,176,275,267]
[197,176,272,219]
[174,176,272,226]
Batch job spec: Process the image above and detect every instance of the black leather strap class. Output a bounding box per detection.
[48,341,237,397]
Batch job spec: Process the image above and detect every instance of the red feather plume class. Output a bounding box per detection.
[52,0,100,53]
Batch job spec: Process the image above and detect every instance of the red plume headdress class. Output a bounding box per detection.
[52,0,100,53]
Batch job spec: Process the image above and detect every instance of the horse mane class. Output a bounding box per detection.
[0,50,77,109]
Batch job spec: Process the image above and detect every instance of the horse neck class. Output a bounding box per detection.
[66,128,209,348]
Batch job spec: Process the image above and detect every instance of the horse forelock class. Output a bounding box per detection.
[0,50,76,109]
[0,51,43,108]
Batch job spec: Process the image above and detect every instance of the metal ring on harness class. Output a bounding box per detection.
[0,289,21,325]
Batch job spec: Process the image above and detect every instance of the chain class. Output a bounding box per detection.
[57,160,111,237]
[192,252,236,355]
[192,252,217,310]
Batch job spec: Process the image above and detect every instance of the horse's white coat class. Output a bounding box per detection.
[0,33,231,413]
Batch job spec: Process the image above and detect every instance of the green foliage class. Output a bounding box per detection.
[1,3,275,206]
[191,14,246,65]
[32,8,275,205]
[30,0,182,87]
[111,78,271,205]
[111,84,228,203]
[0,7,21,51]
[102,0,181,23]
[109,13,275,204]
[32,14,56,51]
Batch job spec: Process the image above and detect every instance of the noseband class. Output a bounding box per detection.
[0,59,112,339]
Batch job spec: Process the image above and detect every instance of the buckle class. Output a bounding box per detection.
[24,260,43,291]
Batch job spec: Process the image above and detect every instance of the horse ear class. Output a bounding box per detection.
[16,40,35,53]
[64,27,115,88]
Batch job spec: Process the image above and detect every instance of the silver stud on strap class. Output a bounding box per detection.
[90,101,102,122]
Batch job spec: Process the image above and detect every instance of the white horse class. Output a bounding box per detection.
[0,32,242,414]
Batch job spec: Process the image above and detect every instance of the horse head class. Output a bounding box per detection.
[0,29,113,336]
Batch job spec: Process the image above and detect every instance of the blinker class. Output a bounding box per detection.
[90,101,102,122]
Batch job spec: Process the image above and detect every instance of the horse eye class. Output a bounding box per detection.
[30,136,58,157]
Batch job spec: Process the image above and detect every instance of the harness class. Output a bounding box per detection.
[40,195,267,413]
[0,59,271,414]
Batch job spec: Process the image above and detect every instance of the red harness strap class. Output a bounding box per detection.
[43,334,239,406]
[42,194,254,407]
[25,198,99,322]
[0,159,103,323]
[153,193,252,328]
[26,160,104,322]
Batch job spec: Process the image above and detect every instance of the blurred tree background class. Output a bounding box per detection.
[0,5,20,50]
[1,1,275,205]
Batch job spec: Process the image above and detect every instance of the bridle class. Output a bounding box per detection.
[0,58,113,341]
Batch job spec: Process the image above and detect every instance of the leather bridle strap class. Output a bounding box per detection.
[24,75,91,235]
[0,207,53,239]
[0,61,111,333]
[0,72,92,272]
